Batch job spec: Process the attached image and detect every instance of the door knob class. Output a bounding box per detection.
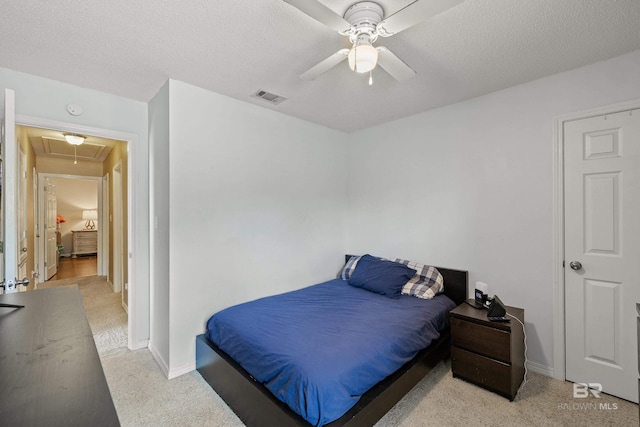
[569,261,582,271]
[15,278,30,288]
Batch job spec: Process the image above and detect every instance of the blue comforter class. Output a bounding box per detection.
[206,278,455,426]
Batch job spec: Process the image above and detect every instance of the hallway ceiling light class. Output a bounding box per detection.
[63,133,87,145]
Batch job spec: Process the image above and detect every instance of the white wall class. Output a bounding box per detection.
[0,67,150,348]
[346,49,640,373]
[153,80,349,376]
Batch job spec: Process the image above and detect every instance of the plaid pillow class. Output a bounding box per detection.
[339,255,361,280]
[394,258,444,299]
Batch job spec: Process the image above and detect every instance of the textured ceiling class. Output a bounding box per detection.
[2,0,640,132]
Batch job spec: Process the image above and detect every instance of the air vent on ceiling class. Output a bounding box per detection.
[251,89,287,105]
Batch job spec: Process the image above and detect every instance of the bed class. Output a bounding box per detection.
[196,255,468,427]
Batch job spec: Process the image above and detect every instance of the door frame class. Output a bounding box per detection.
[36,173,103,281]
[13,114,139,350]
[101,173,109,278]
[112,161,123,295]
[552,98,640,381]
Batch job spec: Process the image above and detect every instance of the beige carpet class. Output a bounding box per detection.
[40,276,639,426]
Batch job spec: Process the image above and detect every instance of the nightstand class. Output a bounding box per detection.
[450,302,525,401]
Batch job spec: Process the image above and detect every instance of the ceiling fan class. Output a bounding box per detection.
[283,0,464,83]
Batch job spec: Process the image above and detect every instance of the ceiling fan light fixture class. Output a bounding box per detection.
[348,43,378,73]
[63,133,87,146]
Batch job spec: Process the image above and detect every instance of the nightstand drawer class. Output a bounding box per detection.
[451,317,511,363]
[452,346,512,398]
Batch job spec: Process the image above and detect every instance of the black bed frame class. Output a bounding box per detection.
[196,256,468,427]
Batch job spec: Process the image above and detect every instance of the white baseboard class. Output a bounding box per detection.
[130,339,148,351]
[148,342,170,378]
[121,301,128,315]
[168,361,196,380]
[107,279,114,291]
[148,342,195,379]
[526,360,554,377]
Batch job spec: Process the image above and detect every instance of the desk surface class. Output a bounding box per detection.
[0,287,120,426]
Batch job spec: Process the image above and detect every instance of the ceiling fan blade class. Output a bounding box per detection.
[376,47,416,81]
[377,0,464,36]
[300,49,349,80]
[283,0,352,33]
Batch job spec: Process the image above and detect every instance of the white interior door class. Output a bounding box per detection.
[44,178,58,280]
[32,168,39,285]
[564,109,640,403]
[18,145,27,290]
[1,89,18,293]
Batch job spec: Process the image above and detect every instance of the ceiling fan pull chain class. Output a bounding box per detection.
[354,41,359,73]
[369,70,373,86]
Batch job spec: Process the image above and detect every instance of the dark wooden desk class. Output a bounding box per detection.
[0,287,120,426]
